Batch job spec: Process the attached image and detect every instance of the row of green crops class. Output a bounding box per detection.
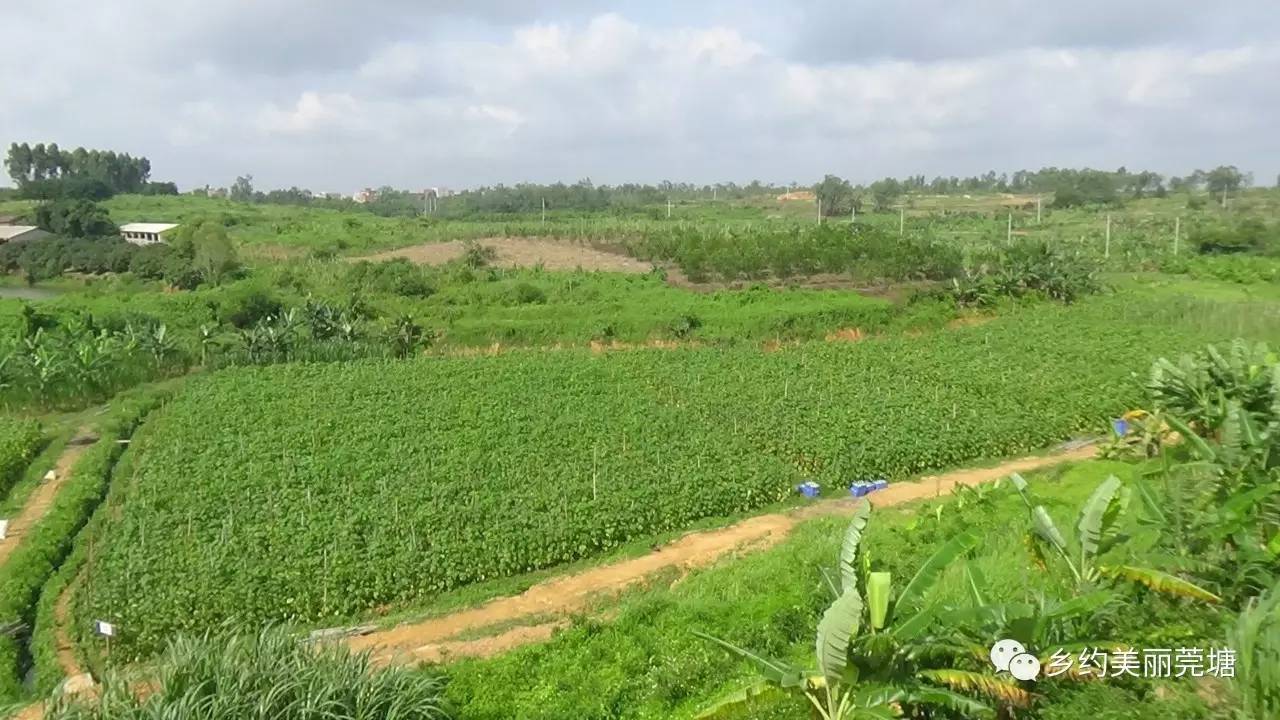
[0,417,43,500]
[0,388,171,702]
[75,292,1280,660]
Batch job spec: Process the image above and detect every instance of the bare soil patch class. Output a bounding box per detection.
[347,443,1097,665]
[354,238,654,274]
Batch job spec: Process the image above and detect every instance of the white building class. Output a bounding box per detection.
[0,225,49,243]
[120,223,179,245]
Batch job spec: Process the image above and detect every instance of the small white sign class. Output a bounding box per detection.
[0,519,8,539]
[43,470,56,482]
[95,621,115,637]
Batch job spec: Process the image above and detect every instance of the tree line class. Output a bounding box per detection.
[4,142,176,199]
[814,165,1255,216]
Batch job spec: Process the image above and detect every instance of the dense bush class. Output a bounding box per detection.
[0,417,43,499]
[1194,218,1276,255]
[346,259,435,298]
[34,200,117,239]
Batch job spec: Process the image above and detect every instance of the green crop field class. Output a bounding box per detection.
[75,292,1280,659]
[0,417,42,500]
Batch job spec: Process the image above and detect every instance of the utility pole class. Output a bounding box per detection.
[1105,214,1112,259]
[1174,216,1181,255]
[899,207,905,236]
[541,197,546,223]
[1007,213,1013,243]
[1036,196,1042,224]
[851,204,856,223]
[817,197,822,224]
[667,198,672,219]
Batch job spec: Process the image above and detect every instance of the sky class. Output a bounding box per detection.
[2,1,1278,192]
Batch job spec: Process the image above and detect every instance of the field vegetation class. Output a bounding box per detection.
[1,156,1279,719]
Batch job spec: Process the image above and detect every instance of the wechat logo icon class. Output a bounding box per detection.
[990,639,1040,681]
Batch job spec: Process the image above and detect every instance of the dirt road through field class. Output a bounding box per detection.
[0,430,95,568]
[348,442,1097,665]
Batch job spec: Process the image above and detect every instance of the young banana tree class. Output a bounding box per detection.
[1010,472,1220,603]
[695,502,1021,719]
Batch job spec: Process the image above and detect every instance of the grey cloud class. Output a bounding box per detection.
[786,0,1280,63]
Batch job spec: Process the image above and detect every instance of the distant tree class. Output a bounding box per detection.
[141,181,179,195]
[868,178,902,211]
[1051,170,1118,208]
[4,142,32,185]
[813,174,854,216]
[230,175,255,202]
[1205,165,1246,196]
[192,223,239,285]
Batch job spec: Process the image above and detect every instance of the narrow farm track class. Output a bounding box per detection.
[348,442,1098,666]
[0,429,96,568]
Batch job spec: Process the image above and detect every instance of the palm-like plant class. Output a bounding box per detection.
[695,503,1022,719]
[1009,472,1220,603]
[1227,578,1280,720]
[1147,340,1277,436]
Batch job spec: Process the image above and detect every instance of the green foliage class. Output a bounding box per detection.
[0,388,167,702]
[34,200,117,239]
[46,628,451,720]
[633,223,961,283]
[1050,171,1119,208]
[947,240,1101,306]
[5,142,152,196]
[0,417,42,499]
[71,295,1261,660]
[1193,218,1275,255]
[813,175,854,217]
[0,320,187,408]
[1226,578,1280,719]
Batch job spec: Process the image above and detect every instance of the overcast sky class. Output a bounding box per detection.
[3,1,1277,192]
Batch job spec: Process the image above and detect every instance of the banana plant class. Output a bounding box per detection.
[1226,577,1280,719]
[944,562,1122,676]
[695,502,1019,719]
[1010,472,1220,603]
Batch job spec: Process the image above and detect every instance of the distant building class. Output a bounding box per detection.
[120,223,180,245]
[0,225,49,243]
[353,188,376,204]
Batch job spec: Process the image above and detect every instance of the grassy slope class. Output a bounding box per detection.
[441,460,1222,720]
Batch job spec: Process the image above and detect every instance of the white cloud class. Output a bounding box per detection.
[257,92,365,136]
[1,2,1277,190]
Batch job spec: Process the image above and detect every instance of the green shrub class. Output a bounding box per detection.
[0,418,43,499]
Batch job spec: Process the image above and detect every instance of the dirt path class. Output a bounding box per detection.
[0,430,95,568]
[53,577,89,681]
[348,443,1097,666]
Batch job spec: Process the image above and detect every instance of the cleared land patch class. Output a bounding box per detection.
[355,237,655,273]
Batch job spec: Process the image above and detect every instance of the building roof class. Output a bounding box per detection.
[0,225,42,241]
[119,223,180,234]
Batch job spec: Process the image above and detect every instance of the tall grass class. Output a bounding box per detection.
[47,629,451,720]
